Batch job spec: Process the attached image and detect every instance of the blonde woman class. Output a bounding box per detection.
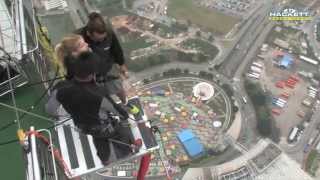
[55,34,89,79]
[55,34,128,104]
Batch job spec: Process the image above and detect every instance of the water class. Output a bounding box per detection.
[0,83,53,179]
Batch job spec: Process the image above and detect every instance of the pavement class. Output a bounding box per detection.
[280,105,320,163]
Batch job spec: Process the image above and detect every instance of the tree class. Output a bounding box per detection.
[167,69,176,76]
[313,72,320,82]
[208,34,214,42]
[187,19,192,26]
[152,73,161,80]
[245,80,267,106]
[143,78,150,84]
[163,71,168,77]
[184,68,189,74]
[196,31,201,37]
[214,64,221,70]
[199,71,207,78]
[257,107,271,136]
[222,84,233,97]
[232,106,239,113]
[207,73,214,79]
[244,79,272,137]
[175,68,182,75]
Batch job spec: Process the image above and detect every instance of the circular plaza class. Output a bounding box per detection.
[100,77,233,178]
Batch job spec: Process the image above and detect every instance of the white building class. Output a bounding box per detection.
[43,0,67,11]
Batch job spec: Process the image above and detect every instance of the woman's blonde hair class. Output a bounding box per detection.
[55,34,82,63]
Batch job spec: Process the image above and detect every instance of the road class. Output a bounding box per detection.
[230,20,275,146]
[217,4,273,78]
[305,14,320,59]
[208,2,275,148]
[213,0,271,66]
[66,0,87,28]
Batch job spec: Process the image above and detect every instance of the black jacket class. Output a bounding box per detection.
[46,80,128,128]
[75,25,125,77]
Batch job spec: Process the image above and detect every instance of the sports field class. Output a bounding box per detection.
[168,0,240,35]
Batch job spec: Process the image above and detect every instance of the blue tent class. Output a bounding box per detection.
[280,54,293,68]
[177,129,204,158]
[151,86,165,96]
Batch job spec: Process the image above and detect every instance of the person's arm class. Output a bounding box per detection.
[110,29,125,66]
[109,29,130,78]
[100,96,129,120]
[45,90,61,117]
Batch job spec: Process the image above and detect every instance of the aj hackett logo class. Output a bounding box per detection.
[269,8,312,21]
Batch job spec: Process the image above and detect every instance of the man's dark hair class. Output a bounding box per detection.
[87,12,107,34]
[72,52,99,79]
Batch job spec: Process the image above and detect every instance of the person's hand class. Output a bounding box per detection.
[119,65,129,79]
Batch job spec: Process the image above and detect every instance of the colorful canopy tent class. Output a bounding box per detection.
[151,86,166,96]
[177,129,204,158]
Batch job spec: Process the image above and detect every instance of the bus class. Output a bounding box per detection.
[276,101,285,108]
[288,127,299,143]
[252,62,263,68]
[277,98,287,104]
[250,66,262,73]
[247,73,260,79]
[308,86,318,92]
[300,55,319,65]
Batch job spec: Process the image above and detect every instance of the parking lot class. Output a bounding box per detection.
[263,57,310,137]
[195,0,260,18]
[256,48,318,139]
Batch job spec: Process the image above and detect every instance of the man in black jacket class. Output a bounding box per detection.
[75,12,128,104]
[46,52,134,164]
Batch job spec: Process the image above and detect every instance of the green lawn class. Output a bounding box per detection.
[181,39,219,58]
[122,36,154,52]
[168,0,240,35]
[306,150,319,176]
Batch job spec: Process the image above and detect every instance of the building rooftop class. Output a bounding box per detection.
[177,129,204,158]
[255,153,314,180]
[280,54,293,68]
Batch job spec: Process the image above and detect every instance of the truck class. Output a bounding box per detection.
[297,110,305,118]
[281,93,290,99]
[272,109,281,115]
[242,96,247,104]
[289,75,299,82]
